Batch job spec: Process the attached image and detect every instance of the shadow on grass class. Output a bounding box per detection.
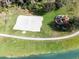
[72,17,79,30]
[32,9,47,16]
[48,16,79,32]
[48,21,73,32]
[30,2,56,16]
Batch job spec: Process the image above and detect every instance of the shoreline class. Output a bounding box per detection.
[1,47,79,58]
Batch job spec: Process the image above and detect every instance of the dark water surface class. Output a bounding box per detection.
[0,49,79,59]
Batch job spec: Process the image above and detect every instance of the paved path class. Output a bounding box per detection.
[0,31,79,40]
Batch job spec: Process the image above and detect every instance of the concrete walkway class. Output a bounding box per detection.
[0,31,79,40]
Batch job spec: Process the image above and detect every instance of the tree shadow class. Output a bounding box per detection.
[48,16,79,32]
[48,21,73,32]
[31,2,56,16]
[32,9,47,16]
[72,17,79,30]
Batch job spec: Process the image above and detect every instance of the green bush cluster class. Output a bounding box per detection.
[0,0,63,15]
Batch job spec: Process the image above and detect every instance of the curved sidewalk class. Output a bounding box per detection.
[0,31,79,40]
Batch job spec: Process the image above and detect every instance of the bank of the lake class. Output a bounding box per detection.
[0,35,79,57]
[1,48,79,59]
[15,49,79,59]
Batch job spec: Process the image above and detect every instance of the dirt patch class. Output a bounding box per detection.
[15,7,33,16]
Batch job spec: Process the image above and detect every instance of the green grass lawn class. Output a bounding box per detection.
[0,6,76,38]
[0,6,79,57]
[0,35,79,57]
[0,1,79,57]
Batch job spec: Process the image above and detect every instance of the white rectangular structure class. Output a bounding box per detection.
[13,15,43,32]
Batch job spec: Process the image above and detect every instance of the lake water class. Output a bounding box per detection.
[0,49,79,59]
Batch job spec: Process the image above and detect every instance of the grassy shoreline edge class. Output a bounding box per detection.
[1,44,79,58]
[0,35,79,58]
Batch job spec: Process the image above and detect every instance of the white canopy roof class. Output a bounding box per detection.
[13,15,43,32]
